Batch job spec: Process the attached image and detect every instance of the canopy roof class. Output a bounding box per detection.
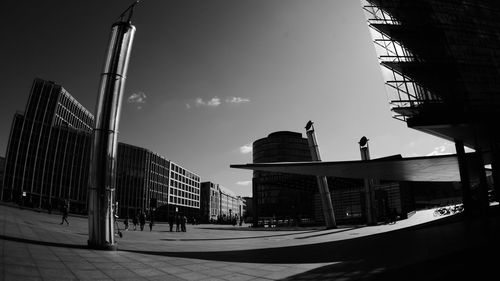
[231,154,481,182]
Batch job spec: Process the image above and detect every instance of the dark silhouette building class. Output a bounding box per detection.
[362,0,500,211]
[1,79,93,212]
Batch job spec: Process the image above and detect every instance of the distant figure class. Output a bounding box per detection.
[149,219,154,232]
[60,200,69,225]
[176,215,180,232]
[132,213,138,231]
[139,211,146,231]
[169,216,174,232]
[181,215,187,232]
[124,216,129,231]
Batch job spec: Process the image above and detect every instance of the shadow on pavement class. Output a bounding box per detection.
[160,228,328,241]
[125,210,499,279]
[0,234,88,249]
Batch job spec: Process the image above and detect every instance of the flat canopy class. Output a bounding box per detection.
[231,153,480,182]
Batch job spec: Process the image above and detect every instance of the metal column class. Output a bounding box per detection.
[88,2,138,250]
[359,136,376,225]
[305,121,336,229]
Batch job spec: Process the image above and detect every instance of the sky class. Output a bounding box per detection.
[1,0,460,197]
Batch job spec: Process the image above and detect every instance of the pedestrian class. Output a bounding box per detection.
[60,200,69,225]
[139,211,146,231]
[132,213,138,230]
[149,219,154,232]
[175,215,180,232]
[169,216,174,232]
[181,215,187,232]
[124,216,129,231]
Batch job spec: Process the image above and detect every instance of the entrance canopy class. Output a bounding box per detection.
[231,153,481,182]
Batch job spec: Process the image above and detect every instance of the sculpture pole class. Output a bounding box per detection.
[359,136,376,225]
[305,121,337,229]
[88,2,138,250]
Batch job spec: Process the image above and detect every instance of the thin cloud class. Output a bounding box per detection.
[237,180,252,186]
[226,97,250,104]
[207,97,221,106]
[426,142,453,156]
[188,97,221,108]
[240,144,252,154]
[127,92,147,109]
[186,96,250,109]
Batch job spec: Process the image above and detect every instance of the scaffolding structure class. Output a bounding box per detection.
[362,0,441,121]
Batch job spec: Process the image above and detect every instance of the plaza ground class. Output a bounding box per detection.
[0,203,498,280]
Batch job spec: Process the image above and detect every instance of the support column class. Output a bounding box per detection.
[491,142,500,203]
[305,121,336,229]
[455,139,473,216]
[474,149,490,216]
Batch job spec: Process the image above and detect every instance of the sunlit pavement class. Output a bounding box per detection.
[1,203,498,280]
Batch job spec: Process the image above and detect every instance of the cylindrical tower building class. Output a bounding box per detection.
[252,131,316,226]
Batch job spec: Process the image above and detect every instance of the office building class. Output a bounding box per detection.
[2,78,201,219]
[117,142,201,221]
[2,79,93,212]
[200,181,220,222]
[200,181,244,223]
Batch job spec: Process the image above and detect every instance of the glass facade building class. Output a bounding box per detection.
[252,131,317,225]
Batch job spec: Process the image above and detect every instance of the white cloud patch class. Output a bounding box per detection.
[237,181,252,186]
[207,97,221,106]
[189,97,221,108]
[226,97,250,104]
[240,144,252,154]
[186,96,250,109]
[127,92,147,109]
[427,142,453,156]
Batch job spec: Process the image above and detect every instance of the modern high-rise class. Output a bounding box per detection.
[362,0,500,210]
[2,79,93,212]
[1,78,201,219]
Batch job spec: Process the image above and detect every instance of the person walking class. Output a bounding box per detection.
[60,200,69,225]
[132,213,138,230]
[175,215,180,232]
[139,211,146,231]
[149,218,154,232]
[124,216,129,231]
[181,215,187,232]
[169,216,174,232]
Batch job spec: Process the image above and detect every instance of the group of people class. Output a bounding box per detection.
[123,211,154,231]
[169,215,188,232]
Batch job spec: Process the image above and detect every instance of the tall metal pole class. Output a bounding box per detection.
[359,136,376,225]
[305,121,336,229]
[88,2,138,250]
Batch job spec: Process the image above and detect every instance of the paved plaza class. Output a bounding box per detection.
[0,203,498,280]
